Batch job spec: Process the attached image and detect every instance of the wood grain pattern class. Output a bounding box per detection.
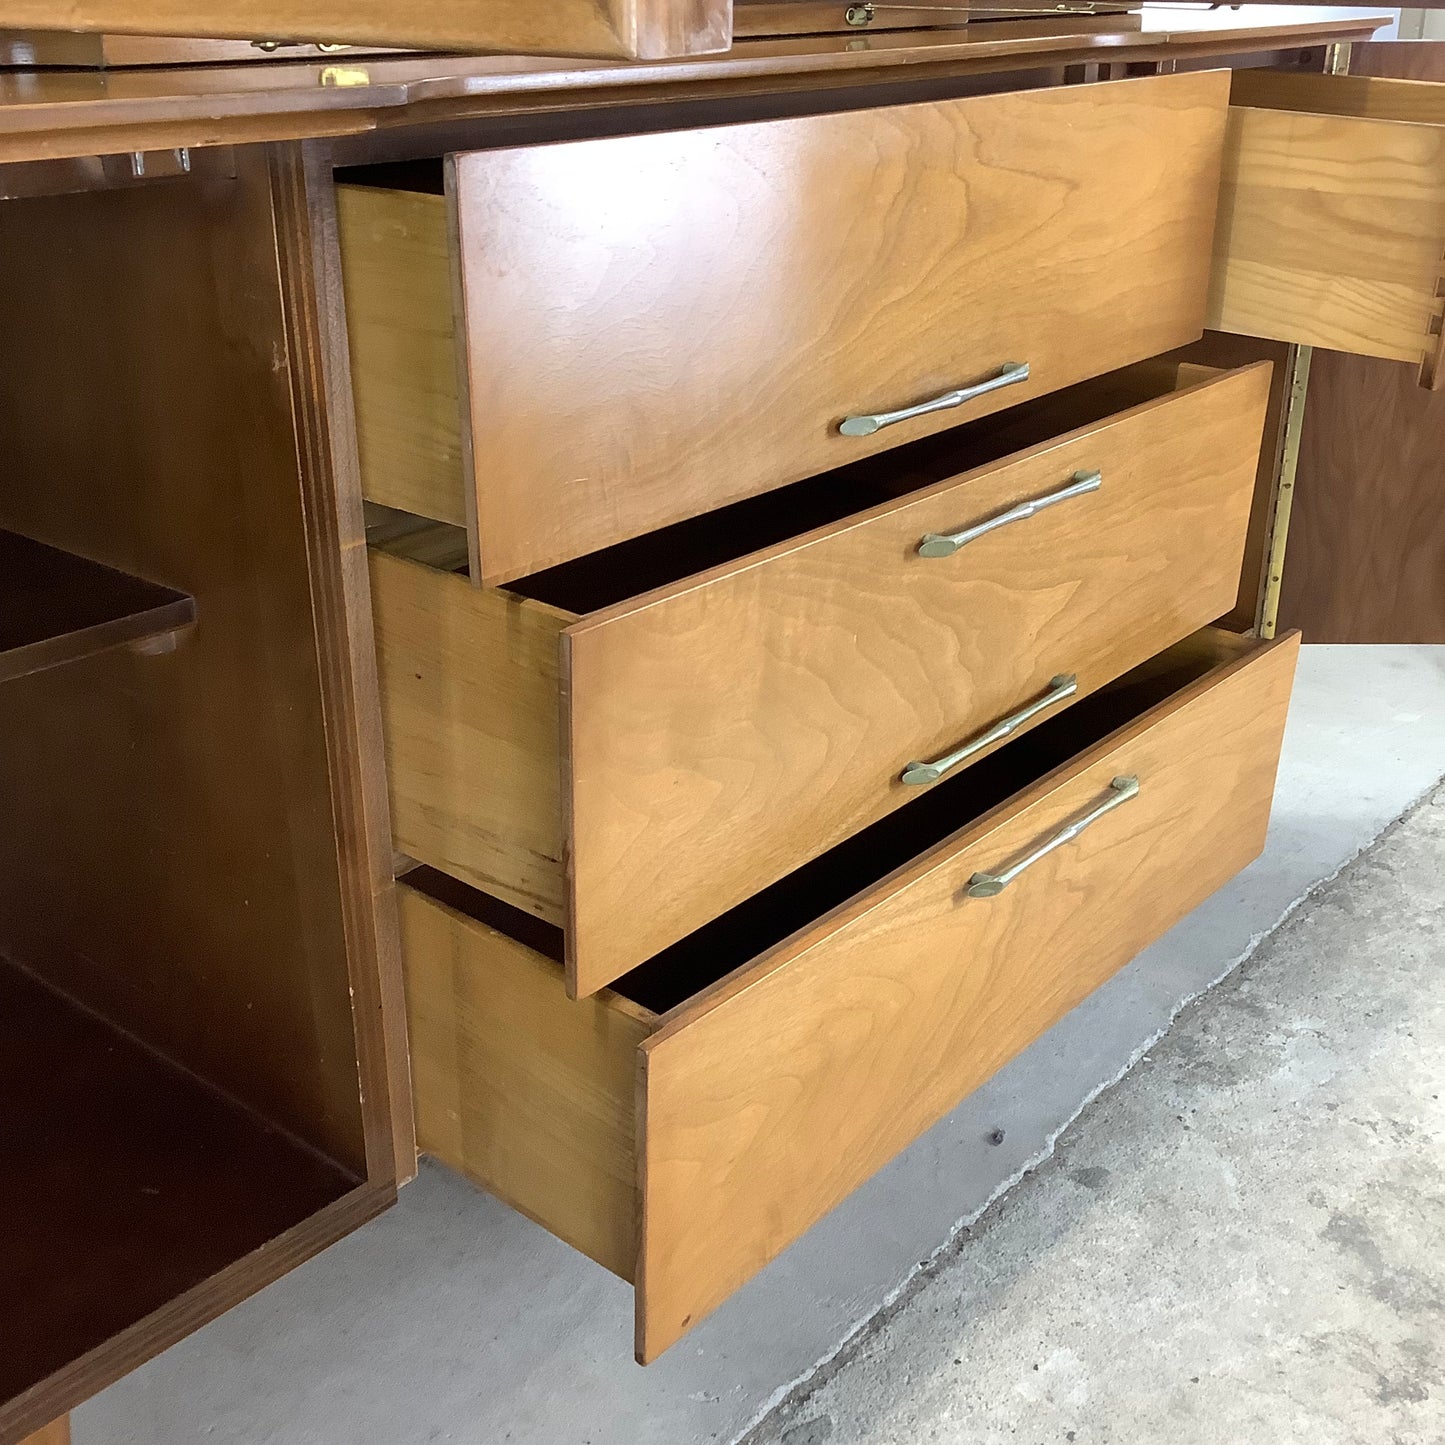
[0,17,1389,171]
[733,2,969,35]
[1281,329,1445,642]
[19,1417,69,1445]
[1348,38,1445,84]
[337,184,467,531]
[0,149,371,1173]
[1230,67,1445,125]
[1158,331,1295,631]
[637,630,1300,1361]
[0,960,358,1432]
[387,70,1228,583]
[0,147,398,1431]
[270,139,417,1184]
[399,875,648,1279]
[562,364,1271,995]
[0,32,408,65]
[0,0,732,59]
[1275,40,1445,643]
[369,549,570,923]
[1208,94,1445,366]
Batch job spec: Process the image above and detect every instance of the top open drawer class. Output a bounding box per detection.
[1210,68,1445,385]
[338,71,1230,584]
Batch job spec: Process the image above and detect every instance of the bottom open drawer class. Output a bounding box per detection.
[400,627,1299,1363]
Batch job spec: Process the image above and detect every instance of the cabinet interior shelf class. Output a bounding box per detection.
[1,529,197,683]
[0,957,359,1412]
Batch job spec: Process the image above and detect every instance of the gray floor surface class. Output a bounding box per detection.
[751,780,1445,1445]
[79,645,1445,1445]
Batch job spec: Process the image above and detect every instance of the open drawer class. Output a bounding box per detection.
[1211,69,1445,384]
[339,70,1230,583]
[400,626,1300,1362]
[371,360,1270,997]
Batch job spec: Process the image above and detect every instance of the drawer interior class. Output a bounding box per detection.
[404,624,1254,1020]
[373,357,1221,615]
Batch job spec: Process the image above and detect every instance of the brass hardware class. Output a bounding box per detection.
[1257,345,1312,640]
[98,149,192,184]
[841,361,1030,437]
[845,4,876,24]
[967,776,1140,898]
[918,470,1102,558]
[252,39,354,52]
[901,674,1078,787]
[320,65,373,87]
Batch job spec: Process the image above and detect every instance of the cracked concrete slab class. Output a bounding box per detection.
[748,786,1445,1445]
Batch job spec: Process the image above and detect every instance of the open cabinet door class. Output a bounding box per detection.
[1277,41,1445,642]
[0,0,731,59]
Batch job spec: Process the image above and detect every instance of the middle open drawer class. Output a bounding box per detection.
[370,359,1270,997]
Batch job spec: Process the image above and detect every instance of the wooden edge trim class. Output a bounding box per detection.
[269,139,416,1185]
[560,628,585,1000]
[0,1181,391,1443]
[641,628,1301,1048]
[443,153,487,586]
[18,1416,69,1445]
[634,1041,652,1362]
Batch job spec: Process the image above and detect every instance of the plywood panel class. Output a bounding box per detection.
[1275,42,1445,642]
[1208,101,1445,366]
[399,876,646,1279]
[370,550,570,922]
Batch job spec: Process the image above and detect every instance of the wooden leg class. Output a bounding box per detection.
[23,1416,71,1445]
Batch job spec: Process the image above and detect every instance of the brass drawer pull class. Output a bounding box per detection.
[918,469,1102,558]
[840,361,1031,437]
[901,673,1077,787]
[967,775,1140,898]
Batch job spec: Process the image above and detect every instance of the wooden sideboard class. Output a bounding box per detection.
[7,7,1439,1438]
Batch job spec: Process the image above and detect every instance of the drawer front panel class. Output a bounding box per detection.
[564,364,1271,995]
[637,632,1299,1361]
[453,70,1230,583]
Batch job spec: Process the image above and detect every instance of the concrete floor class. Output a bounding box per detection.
[80,645,1445,1445]
[750,782,1445,1445]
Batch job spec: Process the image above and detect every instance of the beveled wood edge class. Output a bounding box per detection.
[638,628,1301,1047]
[559,627,584,1001]
[0,16,1388,165]
[269,138,416,1186]
[18,1414,69,1445]
[0,1179,392,1444]
[563,362,1275,637]
[441,152,485,587]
